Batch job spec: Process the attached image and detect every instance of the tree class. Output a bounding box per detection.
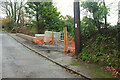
[0,0,24,24]
[81,16,96,34]
[25,2,60,34]
[0,1,11,17]
[1,18,14,31]
[61,15,74,36]
[81,0,109,34]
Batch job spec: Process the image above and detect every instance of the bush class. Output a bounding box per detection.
[79,27,120,68]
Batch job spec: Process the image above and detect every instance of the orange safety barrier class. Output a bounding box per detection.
[34,38,44,45]
[68,37,75,54]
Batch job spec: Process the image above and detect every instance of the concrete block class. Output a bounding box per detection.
[44,31,61,43]
[35,34,45,38]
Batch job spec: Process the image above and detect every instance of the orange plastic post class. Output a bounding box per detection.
[51,31,55,45]
[64,27,68,52]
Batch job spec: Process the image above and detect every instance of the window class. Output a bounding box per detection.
[119,10,120,14]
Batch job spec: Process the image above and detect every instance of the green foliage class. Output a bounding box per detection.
[79,28,120,68]
[81,16,96,34]
[25,2,61,33]
[79,52,100,63]
[96,36,106,41]
[81,54,87,61]
[25,2,74,35]
[61,15,74,36]
[2,18,14,32]
[81,1,109,30]
[81,1,109,21]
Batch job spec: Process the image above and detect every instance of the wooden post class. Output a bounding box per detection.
[74,0,82,55]
[64,27,68,52]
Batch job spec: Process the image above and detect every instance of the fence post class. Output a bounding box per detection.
[64,27,68,52]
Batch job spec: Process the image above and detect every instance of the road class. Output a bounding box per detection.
[1,32,80,78]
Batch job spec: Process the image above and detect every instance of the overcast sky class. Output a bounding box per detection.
[0,0,119,25]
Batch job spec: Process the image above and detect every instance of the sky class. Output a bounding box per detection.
[0,0,119,25]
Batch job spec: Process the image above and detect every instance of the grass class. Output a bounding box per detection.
[71,59,114,78]
[71,60,82,66]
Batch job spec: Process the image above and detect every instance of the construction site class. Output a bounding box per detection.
[16,27,75,55]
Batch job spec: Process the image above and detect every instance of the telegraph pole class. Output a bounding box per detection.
[74,0,82,55]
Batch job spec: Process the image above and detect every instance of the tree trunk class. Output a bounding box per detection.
[97,21,102,34]
[10,0,14,18]
[93,14,102,34]
[14,2,16,22]
[36,5,40,34]
[17,10,21,24]
[5,11,9,17]
[17,1,23,24]
[103,0,107,29]
[4,2,11,17]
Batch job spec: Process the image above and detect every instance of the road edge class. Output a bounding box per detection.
[7,32,91,80]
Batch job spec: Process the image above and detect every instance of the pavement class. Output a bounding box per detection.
[1,31,82,78]
[7,32,115,79]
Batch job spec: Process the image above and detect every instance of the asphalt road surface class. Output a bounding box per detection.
[2,32,80,78]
